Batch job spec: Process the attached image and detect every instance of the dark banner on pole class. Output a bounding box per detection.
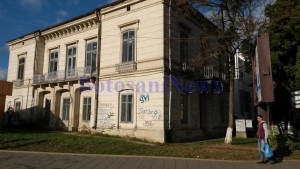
[253,33,274,106]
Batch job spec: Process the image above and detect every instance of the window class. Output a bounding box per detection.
[17,58,25,80]
[62,98,70,120]
[85,41,97,73]
[82,97,91,121]
[49,50,58,74]
[120,94,133,123]
[180,31,189,64]
[181,94,188,124]
[15,101,21,118]
[122,30,135,63]
[66,46,76,77]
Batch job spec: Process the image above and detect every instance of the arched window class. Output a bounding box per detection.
[122,30,135,63]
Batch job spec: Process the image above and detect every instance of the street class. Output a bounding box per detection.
[0,151,299,169]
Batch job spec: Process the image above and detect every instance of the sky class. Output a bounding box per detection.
[0,0,273,81]
[0,0,117,80]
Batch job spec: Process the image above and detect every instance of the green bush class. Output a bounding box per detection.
[286,137,300,151]
[269,131,300,151]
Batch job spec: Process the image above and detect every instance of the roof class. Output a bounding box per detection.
[7,0,125,44]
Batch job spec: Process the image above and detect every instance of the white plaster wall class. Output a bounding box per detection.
[100,0,164,76]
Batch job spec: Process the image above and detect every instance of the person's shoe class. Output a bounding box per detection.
[270,159,276,164]
[256,161,264,164]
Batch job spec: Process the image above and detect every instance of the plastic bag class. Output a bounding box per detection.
[265,144,273,158]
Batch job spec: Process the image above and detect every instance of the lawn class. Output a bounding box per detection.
[0,130,299,160]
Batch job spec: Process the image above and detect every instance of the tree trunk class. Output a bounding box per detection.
[225,68,234,144]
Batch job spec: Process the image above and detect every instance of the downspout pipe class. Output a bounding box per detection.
[32,31,40,120]
[168,0,172,132]
[93,10,102,129]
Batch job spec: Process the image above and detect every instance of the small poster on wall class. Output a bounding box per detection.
[235,119,246,132]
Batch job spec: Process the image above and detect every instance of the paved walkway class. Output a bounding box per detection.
[0,151,299,169]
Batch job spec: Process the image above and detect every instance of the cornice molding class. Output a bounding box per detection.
[43,19,98,42]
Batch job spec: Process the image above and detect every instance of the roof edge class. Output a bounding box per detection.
[6,0,125,44]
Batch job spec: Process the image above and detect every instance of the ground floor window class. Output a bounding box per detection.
[62,98,70,120]
[82,97,91,121]
[15,101,21,117]
[181,94,188,124]
[120,93,133,123]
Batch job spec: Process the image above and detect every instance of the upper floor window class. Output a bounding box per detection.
[17,58,25,80]
[85,41,97,73]
[49,50,58,74]
[120,93,133,123]
[122,30,135,63]
[180,31,189,64]
[66,46,77,77]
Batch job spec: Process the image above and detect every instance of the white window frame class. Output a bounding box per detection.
[85,40,97,73]
[17,58,25,80]
[62,98,70,121]
[48,49,59,74]
[66,44,77,77]
[15,101,21,118]
[82,97,91,121]
[120,92,134,123]
[121,30,135,63]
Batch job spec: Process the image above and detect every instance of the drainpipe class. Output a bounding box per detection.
[93,10,102,129]
[168,0,172,131]
[32,31,39,119]
[26,79,31,110]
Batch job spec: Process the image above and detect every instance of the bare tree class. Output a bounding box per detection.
[173,0,270,144]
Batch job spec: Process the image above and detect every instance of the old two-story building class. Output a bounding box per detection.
[5,0,228,143]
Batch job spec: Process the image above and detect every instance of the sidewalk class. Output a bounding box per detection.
[0,151,299,169]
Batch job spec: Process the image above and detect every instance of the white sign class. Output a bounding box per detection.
[235,119,246,132]
[246,120,253,128]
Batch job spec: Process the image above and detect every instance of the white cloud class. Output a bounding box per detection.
[19,0,46,12]
[56,9,68,23]
[0,68,7,80]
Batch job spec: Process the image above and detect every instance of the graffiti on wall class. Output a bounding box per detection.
[139,94,150,103]
[98,102,115,129]
[138,107,162,127]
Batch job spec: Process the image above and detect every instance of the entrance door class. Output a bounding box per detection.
[66,46,76,78]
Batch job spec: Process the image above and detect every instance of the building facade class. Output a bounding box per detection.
[234,53,254,120]
[5,0,228,143]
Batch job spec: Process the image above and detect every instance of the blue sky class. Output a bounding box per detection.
[0,0,117,80]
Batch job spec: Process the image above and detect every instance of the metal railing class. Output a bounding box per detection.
[203,65,227,81]
[13,79,24,87]
[235,68,252,82]
[33,66,96,85]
